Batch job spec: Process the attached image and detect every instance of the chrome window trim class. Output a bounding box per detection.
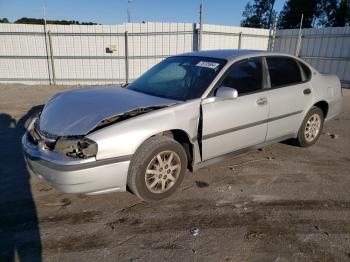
[202,55,315,99]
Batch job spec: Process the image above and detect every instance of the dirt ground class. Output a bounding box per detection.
[0,84,350,262]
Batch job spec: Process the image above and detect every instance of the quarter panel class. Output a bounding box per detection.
[311,73,343,121]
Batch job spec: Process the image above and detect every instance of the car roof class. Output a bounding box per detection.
[176,49,293,61]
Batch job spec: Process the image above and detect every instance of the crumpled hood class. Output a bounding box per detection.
[39,86,179,136]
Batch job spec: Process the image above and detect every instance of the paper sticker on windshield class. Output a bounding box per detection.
[196,61,219,69]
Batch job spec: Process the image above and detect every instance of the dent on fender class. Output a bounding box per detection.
[89,106,171,133]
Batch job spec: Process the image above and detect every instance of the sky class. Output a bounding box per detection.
[0,0,286,26]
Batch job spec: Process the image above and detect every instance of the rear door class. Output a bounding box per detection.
[264,56,313,140]
[201,57,269,161]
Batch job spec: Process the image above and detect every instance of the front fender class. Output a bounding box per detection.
[87,100,201,160]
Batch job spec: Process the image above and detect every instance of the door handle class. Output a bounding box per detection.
[303,88,311,95]
[256,97,267,106]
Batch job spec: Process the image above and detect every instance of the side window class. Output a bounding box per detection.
[221,58,263,95]
[266,57,302,87]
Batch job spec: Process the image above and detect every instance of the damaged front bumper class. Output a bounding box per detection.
[22,132,131,195]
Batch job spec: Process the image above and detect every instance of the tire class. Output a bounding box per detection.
[296,106,324,147]
[127,136,187,201]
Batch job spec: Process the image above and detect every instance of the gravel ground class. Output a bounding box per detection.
[0,84,350,262]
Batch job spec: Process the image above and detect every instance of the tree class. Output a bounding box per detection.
[0,18,9,23]
[316,0,338,27]
[333,0,350,26]
[14,17,98,25]
[278,0,319,29]
[278,0,350,28]
[240,0,277,29]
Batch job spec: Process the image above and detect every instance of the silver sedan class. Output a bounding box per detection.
[22,50,343,201]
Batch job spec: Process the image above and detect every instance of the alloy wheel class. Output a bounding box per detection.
[304,113,321,143]
[144,150,181,194]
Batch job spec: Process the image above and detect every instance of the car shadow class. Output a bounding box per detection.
[281,138,299,147]
[0,105,44,261]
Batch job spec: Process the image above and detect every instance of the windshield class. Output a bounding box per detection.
[128,56,226,101]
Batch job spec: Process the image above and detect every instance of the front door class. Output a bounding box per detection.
[201,58,269,161]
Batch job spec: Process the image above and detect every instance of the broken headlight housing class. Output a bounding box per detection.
[54,137,98,158]
[24,114,40,131]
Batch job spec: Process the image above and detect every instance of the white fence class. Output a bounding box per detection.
[0,23,269,85]
[201,24,269,50]
[0,23,348,87]
[273,27,350,88]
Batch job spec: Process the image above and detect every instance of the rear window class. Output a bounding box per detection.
[266,57,302,88]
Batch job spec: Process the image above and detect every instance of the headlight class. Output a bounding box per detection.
[54,137,98,158]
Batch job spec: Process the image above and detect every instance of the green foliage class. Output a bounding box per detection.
[278,0,319,29]
[278,0,349,29]
[333,0,350,26]
[0,18,9,23]
[240,0,277,29]
[14,17,98,25]
[316,0,338,27]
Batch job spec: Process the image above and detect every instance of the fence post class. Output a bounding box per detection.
[192,23,199,51]
[295,32,303,57]
[295,14,304,56]
[43,23,52,85]
[198,3,203,50]
[238,32,242,49]
[269,19,277,51]
[47,30,56,85]
[124,31,129,84]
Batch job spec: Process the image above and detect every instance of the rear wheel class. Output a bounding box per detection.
[296,106,324,147]
[127,136,187,201]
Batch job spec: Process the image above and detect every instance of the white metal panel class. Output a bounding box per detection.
[0,23,349,86]
[274,26,350,87]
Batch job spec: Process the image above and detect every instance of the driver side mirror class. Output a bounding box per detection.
[216,86,238,100]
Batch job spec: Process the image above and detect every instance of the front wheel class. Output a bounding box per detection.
[127,136,187,201]
[296,106,324,147]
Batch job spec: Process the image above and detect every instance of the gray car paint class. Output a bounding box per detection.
[201,91,269,160]
[23,49,343,195]
[39,86,179,136]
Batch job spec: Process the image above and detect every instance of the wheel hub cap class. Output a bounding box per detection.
[304,113,321,143]
[145,150,181,194]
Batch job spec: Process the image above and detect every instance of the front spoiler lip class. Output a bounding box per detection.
[22,132,133,171]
